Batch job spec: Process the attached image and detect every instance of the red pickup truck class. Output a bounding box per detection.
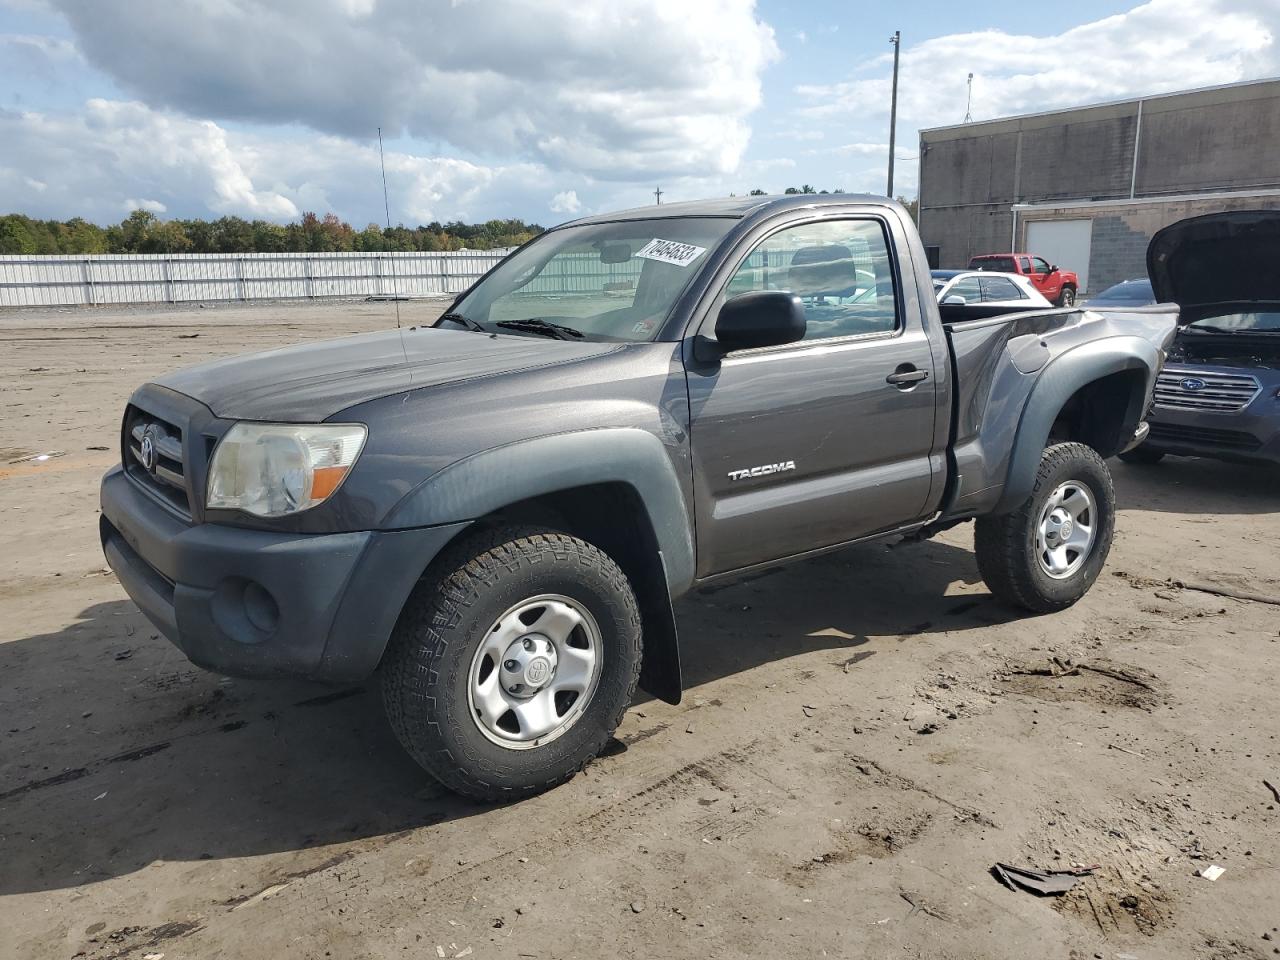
[968,253,1080,306]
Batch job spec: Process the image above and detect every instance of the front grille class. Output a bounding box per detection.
[1153,367,1261,413]
[1148,422,1262,451]
[124,406,191,515]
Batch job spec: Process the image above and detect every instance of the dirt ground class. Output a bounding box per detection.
[2,299,1279,960]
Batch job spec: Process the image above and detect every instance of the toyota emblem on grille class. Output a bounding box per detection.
[139,426,158,471]
[1180,377,1207,392]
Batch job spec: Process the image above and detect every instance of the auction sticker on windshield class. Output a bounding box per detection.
[635,239,706,267]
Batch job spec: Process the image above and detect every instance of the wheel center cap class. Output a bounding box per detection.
[499,634,557,695]
[525,656,551,686]
[1059,516,1073,539]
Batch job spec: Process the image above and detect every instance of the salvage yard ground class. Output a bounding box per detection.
[2,300,1279,960]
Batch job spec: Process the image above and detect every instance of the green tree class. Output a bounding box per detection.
[140,219,192,253]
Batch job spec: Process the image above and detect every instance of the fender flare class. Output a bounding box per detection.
[382,428,695,705]
[993,336,1158,514]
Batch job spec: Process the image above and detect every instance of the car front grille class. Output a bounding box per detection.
[1148,422,1263,451]
[1153,367,1261,413]
[124,405,191,515]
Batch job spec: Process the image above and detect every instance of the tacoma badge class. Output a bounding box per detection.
[728,460,796,481]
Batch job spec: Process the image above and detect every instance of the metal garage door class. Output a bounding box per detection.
[1026,219,1093,293]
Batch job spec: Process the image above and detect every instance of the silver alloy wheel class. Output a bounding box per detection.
[467,594,603,750]
[1035,480,1097,580]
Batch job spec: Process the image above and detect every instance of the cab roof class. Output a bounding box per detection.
[562,192,888,226]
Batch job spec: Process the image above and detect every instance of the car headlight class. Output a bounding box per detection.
[206,422,367,517]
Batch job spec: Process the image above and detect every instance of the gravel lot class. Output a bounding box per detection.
[2,300,1279,960]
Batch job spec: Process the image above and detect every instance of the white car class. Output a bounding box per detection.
[931,270,1051,308]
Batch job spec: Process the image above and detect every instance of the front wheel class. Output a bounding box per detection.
[974,442,1115,613]
[1056,286,1077,307]
[381,527,642,801]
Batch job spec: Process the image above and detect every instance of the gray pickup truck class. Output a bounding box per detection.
[100,195,1177,800]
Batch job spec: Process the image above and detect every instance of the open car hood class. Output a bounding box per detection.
[1148,210,1280,319]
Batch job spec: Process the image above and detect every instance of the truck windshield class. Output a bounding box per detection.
[442,217,736,342]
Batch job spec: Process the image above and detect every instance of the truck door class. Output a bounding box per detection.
[1030,256,1057,298]
[686,216,940,577]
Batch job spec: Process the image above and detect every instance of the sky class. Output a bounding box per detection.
[1,0,1277,228]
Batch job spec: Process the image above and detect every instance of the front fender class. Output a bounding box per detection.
[382,427,696,597]
[993,336,1159,514]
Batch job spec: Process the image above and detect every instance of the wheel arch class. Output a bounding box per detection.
[993,337,1157,514]
[382,429,693,704]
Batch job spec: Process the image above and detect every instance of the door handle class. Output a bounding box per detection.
[886,366,929,387]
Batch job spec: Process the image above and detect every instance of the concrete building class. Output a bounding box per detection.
[917,78,1280,293]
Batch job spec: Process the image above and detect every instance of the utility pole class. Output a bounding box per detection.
[887,30,901,198]
[654,186,663,205]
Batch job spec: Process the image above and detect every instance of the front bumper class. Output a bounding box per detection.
[1144,396,1280,466]
[101,466,468,681]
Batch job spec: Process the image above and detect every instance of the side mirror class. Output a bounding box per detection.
[714,291,806,352]
[942,294,967,305]
[1049,265,1059,273]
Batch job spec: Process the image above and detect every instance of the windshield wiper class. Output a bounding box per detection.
[438,311,487,333]
[494,318,585,340]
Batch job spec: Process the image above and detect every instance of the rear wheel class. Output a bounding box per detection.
[974,442,1115,613]
[381,526,642,801]
[1118,445,1165,465]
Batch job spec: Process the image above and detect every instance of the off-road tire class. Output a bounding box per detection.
[381,526,642,802]
[974,442,1115,613]
[1118,445,1165,465]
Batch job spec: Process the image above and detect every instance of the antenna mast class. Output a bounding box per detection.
[964,73,974,123]
[377,126,401,329]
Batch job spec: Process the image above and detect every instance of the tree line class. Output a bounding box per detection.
[0,210,545,256]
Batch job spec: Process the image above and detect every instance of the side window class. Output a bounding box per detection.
[1018,256,1032,273]
[1032,257,1052,275]
[723,219,898,341]
[944,276,983,302]
[979,276,1025,301]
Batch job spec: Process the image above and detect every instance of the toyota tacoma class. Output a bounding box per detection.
[100,195,1177,800]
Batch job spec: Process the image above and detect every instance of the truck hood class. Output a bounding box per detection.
[1148,210,1280,317]
[156,327,622,421]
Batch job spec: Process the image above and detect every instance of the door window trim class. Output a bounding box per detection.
[693,213,907,357]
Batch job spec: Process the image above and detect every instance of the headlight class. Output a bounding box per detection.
[206,422,367,517]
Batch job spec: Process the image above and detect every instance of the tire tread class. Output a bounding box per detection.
[381,526,642,802]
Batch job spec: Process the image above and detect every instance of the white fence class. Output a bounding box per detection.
[0,250,512,308]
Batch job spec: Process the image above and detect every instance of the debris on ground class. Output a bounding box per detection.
[1264,780,1280,805]
[1171,577,1280,607]
[1198,865,1226,882]
[993,862,1096,896]
[7,450,65,464]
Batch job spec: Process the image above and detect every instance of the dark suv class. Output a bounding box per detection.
[1121,211,1280,466]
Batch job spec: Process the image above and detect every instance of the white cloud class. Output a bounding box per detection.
[549,190,582,214]
[49,0,779,181]
[0,98,557,225]
[798,0,1278,134]
[125,197,166,213]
